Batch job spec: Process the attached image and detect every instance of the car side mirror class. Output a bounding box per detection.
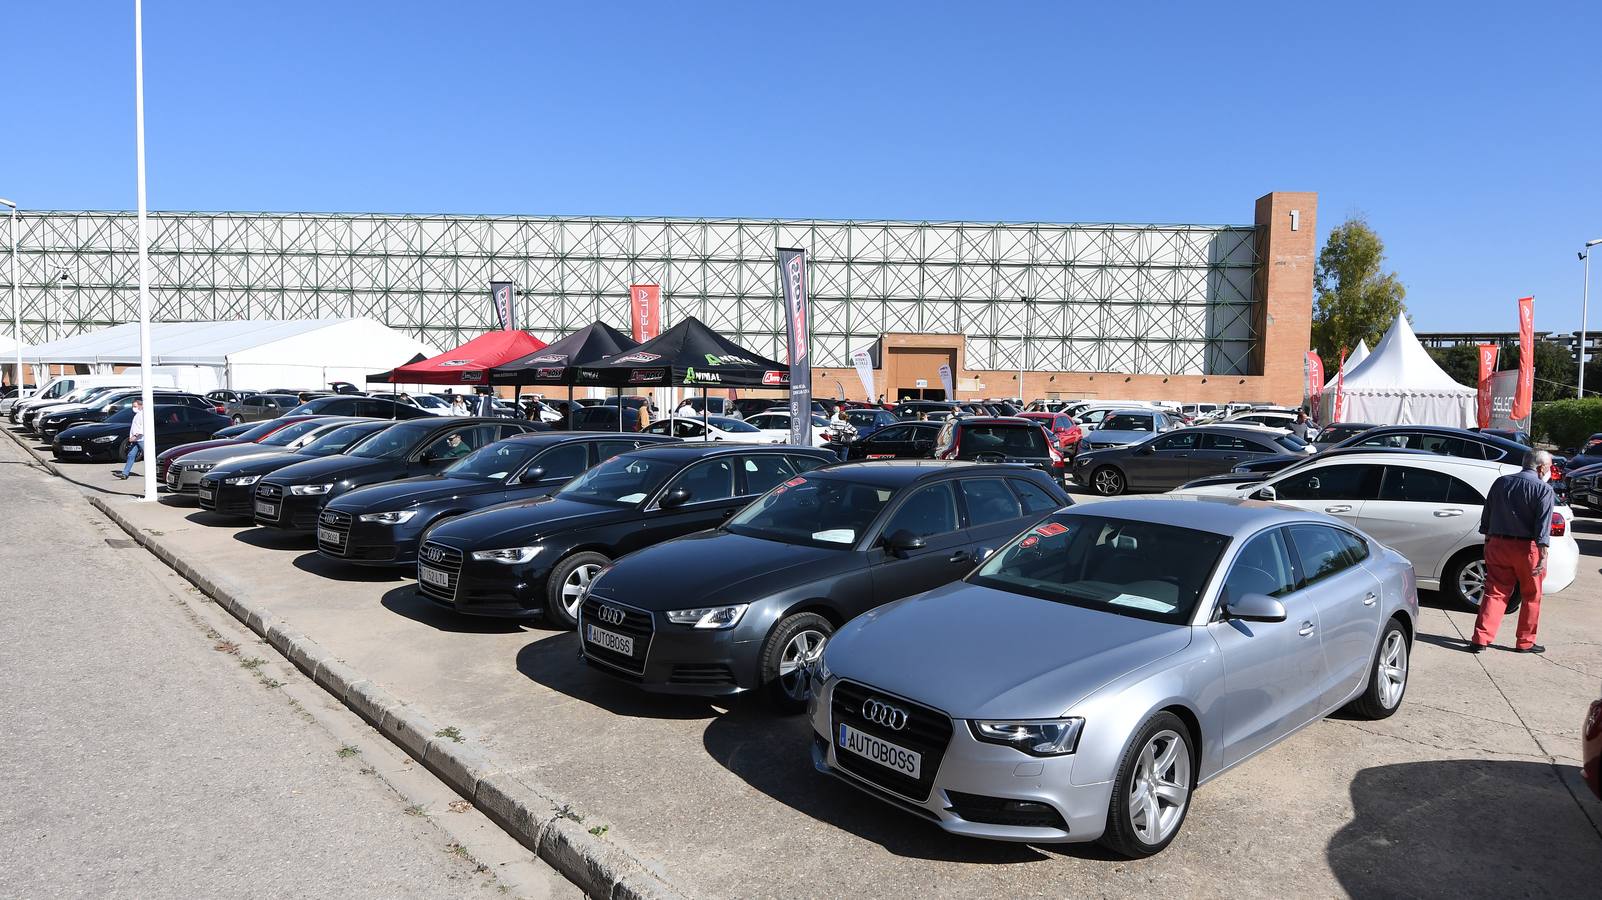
[884,529,927,556]
[1225,593,1287,623]
[660,486,691,508]
[1137,444,1155,455]
[1251,485,1277,502]
[519,466,546,484]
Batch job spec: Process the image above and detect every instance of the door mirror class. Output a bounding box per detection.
[1224,592,1287,623]
[883,529,927,556]
[518,466,546,484]
[1251,485,1277,502]
[418,451,436,466]
[659,486,692,508]
[1137,443,1155,455]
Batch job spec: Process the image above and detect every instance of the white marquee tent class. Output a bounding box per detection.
[1335,315,1475,427]
[1323,339,1369,391]
[21,319,439,393]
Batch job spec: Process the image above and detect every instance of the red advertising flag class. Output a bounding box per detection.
[1476,343,1500,429]
[1511,296,1535,423]
[1332,347,1347,423]
[1304,351,1325,422]
[629,285,662,343]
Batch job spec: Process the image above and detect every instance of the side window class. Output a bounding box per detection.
[880,482,961,540]
[1205,434,1247,451]
[245,396,263,409]
[873,425,913,444]
[1287,524,1358,586]
[532,443,588,480]
[1222,529,1297,601]
[1447,477,1485,504]
[594,440,637,461]
[667,457,736,504]
[1152,432,1199,451]
[738,454,796,495]
[1377,466,1455,503]
[960,478,1024,527]
[675,420,706,439]
[1333,529,1370,564]
[642,421,674,436]
[424,425,493,460]
[911,426,939,448]
[498,423,532,439]
[787,454,829,474]
[1009,478,1062,515]
[1274,464,1380,501]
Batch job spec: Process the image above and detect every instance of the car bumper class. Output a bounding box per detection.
[315,516,413,566]
[1545,535,1579,594]
[807,677,1112,843]
[578,604,763,696]
[53,440,121,461]
[416,553,551,616]
[165,466,210,494]
[198,477,257,516]
[252,489,323,531]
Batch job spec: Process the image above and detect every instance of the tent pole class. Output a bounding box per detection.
[567,383,574,430]
[701,386,708,431]
[618,387,624,432]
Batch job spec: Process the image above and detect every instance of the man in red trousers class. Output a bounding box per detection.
[1469,450,1554,654]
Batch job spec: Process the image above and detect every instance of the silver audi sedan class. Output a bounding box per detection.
[809,496,1417,857]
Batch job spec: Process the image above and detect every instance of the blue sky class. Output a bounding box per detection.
[4,1,1599,332]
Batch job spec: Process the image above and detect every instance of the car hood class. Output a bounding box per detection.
[1178,472,1265,491]
[180,442,306,466]
[426,494,626,547]
[40,403,99,419]
[57,421,124,440]
[1084,429,1153,446]
[1170,478,1262,497]
[163,439,243,462]
[263,454,392,485]
[210,451,313,477]
[825,581,1191,720]
[589,531,851,610]
[328,475,505,512]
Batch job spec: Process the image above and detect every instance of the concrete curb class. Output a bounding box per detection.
[84,491,683,900]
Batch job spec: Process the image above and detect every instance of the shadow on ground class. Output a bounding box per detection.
[232,527,316,552]
[514,636,724,721]
[293,551,409,583]
[379,584,531,635]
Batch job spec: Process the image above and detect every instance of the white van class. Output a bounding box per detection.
[9,373,178,423]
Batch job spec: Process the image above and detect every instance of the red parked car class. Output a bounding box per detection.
[154,414,322,482]
[1019,411,1083,457]
[1585,681,1602,801]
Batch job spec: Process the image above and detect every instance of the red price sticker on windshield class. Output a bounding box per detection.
[783,477,807,487]
[1020,535,1040,549]
[1034,522,1068,537]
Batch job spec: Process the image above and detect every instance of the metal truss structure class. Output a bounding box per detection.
[5,211,1262,374]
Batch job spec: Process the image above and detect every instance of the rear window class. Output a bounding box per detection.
[955,424,1049,459]
[1101,414,1153,432]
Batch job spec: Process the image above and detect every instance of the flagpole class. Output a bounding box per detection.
[134,0,157,501]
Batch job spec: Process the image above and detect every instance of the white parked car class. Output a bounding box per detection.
[1224,409,1317,439]
[743,411,833,447]
[1171,452,1577,608]
[640,415,772,444]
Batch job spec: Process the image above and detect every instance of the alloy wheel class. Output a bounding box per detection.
[1457,558,1487,607]
[776,629,827,702]
[1093,468,1124,496]
[1378,630,1408,709]
[560,563,603,618]
[1128,729,1190,845]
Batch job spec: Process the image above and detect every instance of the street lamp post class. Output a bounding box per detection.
[133,0,157,501]
[1,198,17,395]
[1581,239,1602,399]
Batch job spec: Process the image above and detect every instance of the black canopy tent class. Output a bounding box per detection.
[487,321,640,428]
[365,352,428,384]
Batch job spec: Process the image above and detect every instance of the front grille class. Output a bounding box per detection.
[198,477,219,509]
[417,541,463,603]
[257,482,284,500]
[580,596,653,677]
[668,663,737,686]
[165,465,181,489]
[254,482,284,522]
[945,790,1069,830]
[830,680,953,802]
[317,508,353,556]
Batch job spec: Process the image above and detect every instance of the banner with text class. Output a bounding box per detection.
[490,281,516,331]
[629,285,662,343]
[1333,347,1347,423]
[1304,351,1325,422]
[777,248,812,446]
[1476,343,1500,429]
[938,363,954,399]
[1511,296,1534,422]
[849,347,875,401]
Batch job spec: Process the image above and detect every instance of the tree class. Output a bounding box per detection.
[1311,217,1407,362]
[1501,341,1578,403]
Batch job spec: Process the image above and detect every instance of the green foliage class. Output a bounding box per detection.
[1532,399,1602,450]
[1427,345,1481,389]
[1501,342,1578,403]
[1311,217,1408,362]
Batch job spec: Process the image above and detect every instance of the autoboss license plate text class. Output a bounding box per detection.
[586,624,634,657]
[838,723,921,779]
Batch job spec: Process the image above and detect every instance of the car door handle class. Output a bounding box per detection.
[1298,621,1316,637]
[1362,592,1377,606]
[948,551,971,564]
[1221,455,1238,460]
[1434,508,1464,517]
[1324,504,1352,513]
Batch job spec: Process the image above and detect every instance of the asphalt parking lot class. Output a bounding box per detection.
[13,431,1602,898]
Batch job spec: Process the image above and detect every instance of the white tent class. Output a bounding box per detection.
[1334,315,1476,427]
[1323,339,1369,391]
[22,319,439,394]
[0,331,28,388]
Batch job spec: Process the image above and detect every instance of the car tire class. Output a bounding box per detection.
[544,551,610,629]
[1348,618,1409,720]
[1443,548,1521,613]
[231,414,244,424]
[1091,465,1126,496]
[759,611,834,714]
[1100,711,1195,859]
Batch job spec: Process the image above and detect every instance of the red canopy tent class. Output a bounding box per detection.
[385,330,546,385]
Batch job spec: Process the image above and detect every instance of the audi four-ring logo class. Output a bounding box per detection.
[422,546,444,562]
[861,699,909,731]
[597,605,626,626]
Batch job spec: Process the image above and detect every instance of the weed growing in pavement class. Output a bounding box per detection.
[588,825,609,837]
[434,725,464,743]
[337,745,360,759]
[239,657,265,670]
[358,766,377,776]
[447,800,471,814]
[555,803,583,823]
[204,627,222,641]
[213,640,239,654]
[405,804,427,817]
[259,677,284,689]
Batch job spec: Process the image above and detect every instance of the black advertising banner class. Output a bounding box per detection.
[491,281,516,331]
[777,247,811,445]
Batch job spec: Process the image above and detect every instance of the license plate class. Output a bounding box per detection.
[838,723,922,779]
[62,445,81,452]
[585,624,634,657]
[419,566,451,588]
[318,527,343,545]
[199,486,214,500]
[255,500,278,517]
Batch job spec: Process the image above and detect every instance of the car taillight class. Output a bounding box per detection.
[215,405,226,413]
[1551,513,1567,537]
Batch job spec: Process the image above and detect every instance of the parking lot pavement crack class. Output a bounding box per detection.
[1328,719,1550,760]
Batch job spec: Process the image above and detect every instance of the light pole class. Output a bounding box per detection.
[1581,239,1602,399]
[133,0,157,501]
[1,198,17,395]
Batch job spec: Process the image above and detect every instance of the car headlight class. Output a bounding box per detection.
[470,546,542,564]
[225,474,261,486]
[358,510,419,525]
[665,604,749,629]
[90,434,121,443]
[290,483,333,495]
[969,718,1085,756]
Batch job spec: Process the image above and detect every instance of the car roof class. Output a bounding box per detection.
[1338,424,1527,455]
[500,431,676,447]
[1065,495,1309,537]
[811,459,1029,487]
[624,441,833,460]
[1295,450,1512,472]
[955,416,1037,426]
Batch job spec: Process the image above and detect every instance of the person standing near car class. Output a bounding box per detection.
[636,399,651,432]
[1469,449,1555,654]
[449,394,468,416]
[111,398,144,480]
[1289,409,1311,441]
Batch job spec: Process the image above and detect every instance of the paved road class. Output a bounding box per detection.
[0,436,568,899]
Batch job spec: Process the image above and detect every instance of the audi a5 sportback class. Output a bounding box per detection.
[316,432,675,566]
[932,418,1067,485]
[165,417,353,495]
[280,394,433,420]
[579,461,1071,710]
[53,406,231,462]
[253,417,535,532]
[810,497,1417,857]
[416,443,835,626]
[199,420,396,518]
[1072,425,1310,496]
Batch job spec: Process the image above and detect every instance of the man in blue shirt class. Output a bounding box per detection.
[1469,450,1555,654]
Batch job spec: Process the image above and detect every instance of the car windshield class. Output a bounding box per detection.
[304,424,386,456]
[1101,414,1153,432]
[969,513,1228,625]
[254,419,322,445]
[709,416,759,433]
[1274,434,1307,452]
[347,424,428,459]
[726,474,894,547]
[443,441,543,481]
[104,407,137,423]
[555,454,679,506]
[957,424,1048,458]
[413,395,450,410]
[845,410,888,426]
[235,420,286,442]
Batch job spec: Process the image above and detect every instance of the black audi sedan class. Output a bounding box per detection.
[53,405,233,462]
[315,432,677,567]
[415,442,836,627]
[578,461,1072,711]
[829,421,942,461]
[280,394,434,420]
[37,390,216,439]
[253,417,537,532]
[199,419,395,518]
